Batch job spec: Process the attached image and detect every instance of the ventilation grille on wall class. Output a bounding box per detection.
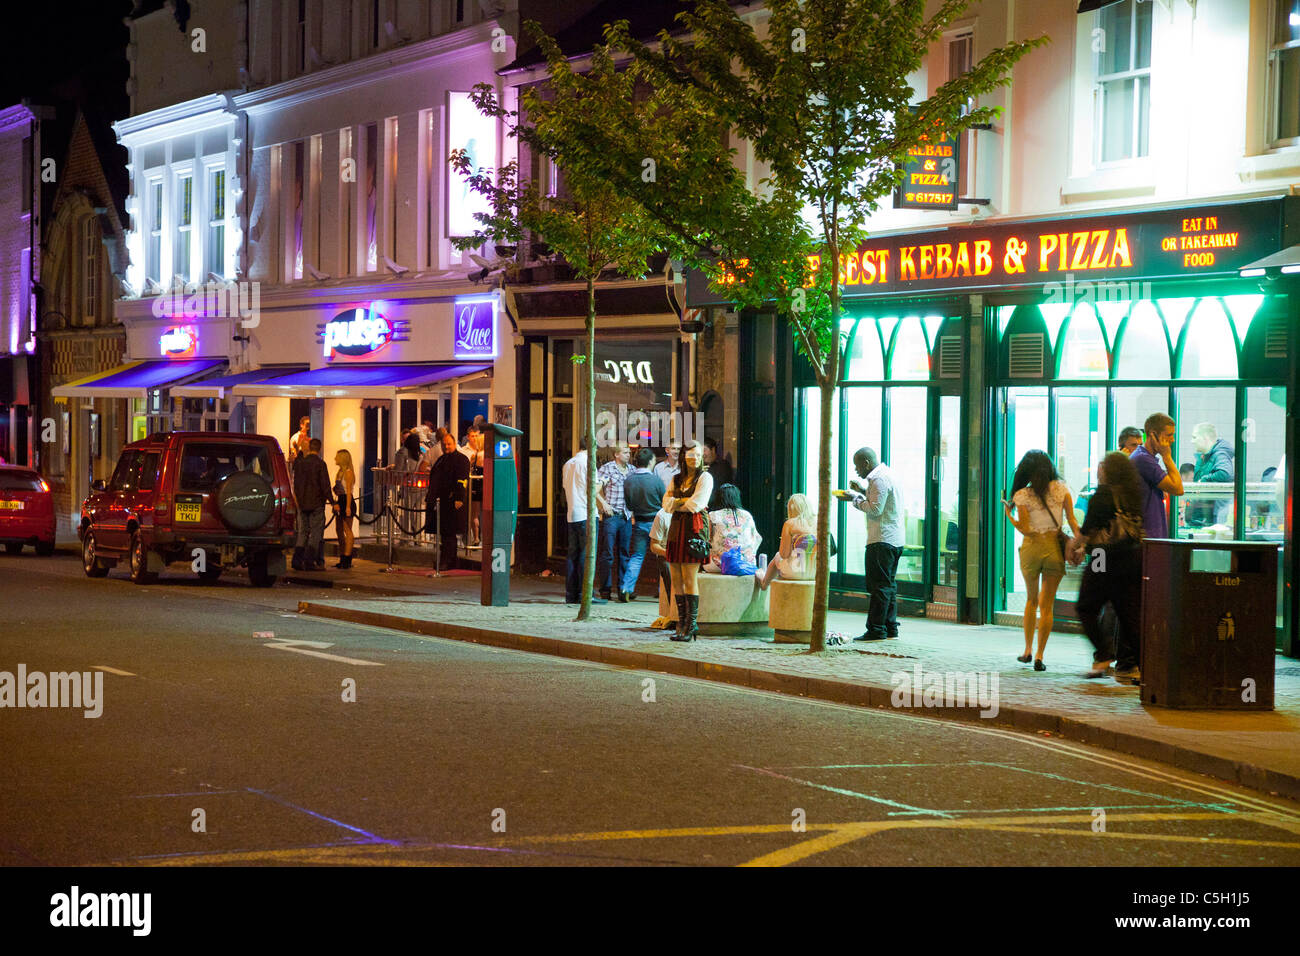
[1007,332,1045,378]
[936,334,962,378]
[1265,313,1287,359]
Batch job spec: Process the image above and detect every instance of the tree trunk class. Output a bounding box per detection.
[578,274,598,621]
[808,291,842,653]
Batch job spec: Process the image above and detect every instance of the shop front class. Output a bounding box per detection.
[725,196,1298,654]
[228,290,509,528]
[506,277,686,569]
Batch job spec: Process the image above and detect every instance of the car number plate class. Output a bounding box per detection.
[0,499,23,510]
[174,502,202,523]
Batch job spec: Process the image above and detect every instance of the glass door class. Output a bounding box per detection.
[887,386,930,600]
[933,392,962,594]
[1053,387,1104,601]
[999,387,1049,615]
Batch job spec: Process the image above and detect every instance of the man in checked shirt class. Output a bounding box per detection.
[595,443,633,601]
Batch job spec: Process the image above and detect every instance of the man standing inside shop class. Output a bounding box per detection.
[848,447,905,642]
[426,431,469,571]
[1131,412,1184,538]
[595,442,633,601]
[292,438,333,572]
[1191,421,1234,526]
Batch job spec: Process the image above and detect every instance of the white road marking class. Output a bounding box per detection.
[261,638,383,667]
[92,666,136,676]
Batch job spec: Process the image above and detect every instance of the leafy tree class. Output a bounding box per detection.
[450,61,666,621]
[527,0,1046,649]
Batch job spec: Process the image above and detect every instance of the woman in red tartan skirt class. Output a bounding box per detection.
[662,442,714,641]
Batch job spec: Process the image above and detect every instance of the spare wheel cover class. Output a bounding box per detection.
[216,470,276,531]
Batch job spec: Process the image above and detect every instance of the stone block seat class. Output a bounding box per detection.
[658,572,771,636]
[768,578,815,643]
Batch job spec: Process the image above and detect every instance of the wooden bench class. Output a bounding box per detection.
[658,572,771,637]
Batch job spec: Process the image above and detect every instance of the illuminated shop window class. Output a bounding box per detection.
[1095,0,1152,163]
[844,318,883,380]
[1057,304,1109,379]
[1113,299,1171,379]
[889,316,931,381]
[1179,299,1239,379]
[1271,0,1300,143]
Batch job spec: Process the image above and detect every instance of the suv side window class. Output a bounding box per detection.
[109,451,140,491]
[138,452,161,491]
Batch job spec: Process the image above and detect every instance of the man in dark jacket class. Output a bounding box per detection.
[1191,422,1234,526]
[292,438,334,571]
[620,448,667,602]
[426,431,470,570]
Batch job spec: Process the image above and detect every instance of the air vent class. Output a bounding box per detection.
[1008,332,1045,378]
[1266,313,1287,359]
[937,334,962,378]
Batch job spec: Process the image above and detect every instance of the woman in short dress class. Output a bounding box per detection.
[662,442,714,641]
[1004,449,1081,671]
[332,449,356,569]
[756,493,818,589]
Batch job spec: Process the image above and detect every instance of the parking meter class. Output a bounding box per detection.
[480,422,522,606]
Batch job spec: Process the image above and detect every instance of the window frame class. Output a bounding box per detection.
[145,174,164,285]
[1092,0,1153,167]
[173,163,196,283]
[1269,0,1300,148]
[204,162,227,280]
[82,215,99,323]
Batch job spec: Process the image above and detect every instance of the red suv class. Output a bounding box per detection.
[79,432,296,586]
[0,465,56,555]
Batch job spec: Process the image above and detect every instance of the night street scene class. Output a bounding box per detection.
[1,0,1298,938]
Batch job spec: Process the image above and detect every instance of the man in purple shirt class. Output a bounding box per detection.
[1129,412,1184,538]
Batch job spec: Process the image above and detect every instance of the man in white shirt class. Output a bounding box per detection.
[848,446,905,642]
[562,436,605,605]
[653,444,680,489]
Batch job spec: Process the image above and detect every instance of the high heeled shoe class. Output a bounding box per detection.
[1034,659,1046,671]
[1017,653,1033,664]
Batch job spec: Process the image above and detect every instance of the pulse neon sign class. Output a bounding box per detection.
[159,325,198,358]
[323,308,393,359]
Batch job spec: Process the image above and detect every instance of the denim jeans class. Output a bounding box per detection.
[296,507,325,556]
[596,514,631,595]
[622,517,655,594]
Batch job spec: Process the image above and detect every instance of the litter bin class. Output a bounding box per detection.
[1140,539,1276,710]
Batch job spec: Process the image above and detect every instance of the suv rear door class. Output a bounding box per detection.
[100,450,143,551]
[172,438,278,535]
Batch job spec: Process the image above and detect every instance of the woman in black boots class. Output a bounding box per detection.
[662,442,714,641]
[332,449,356,569]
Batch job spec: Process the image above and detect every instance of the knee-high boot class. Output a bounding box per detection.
[685,593,700,641]
[672,596,688,641]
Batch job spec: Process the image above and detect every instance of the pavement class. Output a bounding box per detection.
[292,548,1300,803]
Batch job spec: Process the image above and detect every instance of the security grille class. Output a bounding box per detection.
[936,334,962,378]
[1265,313,1287,359]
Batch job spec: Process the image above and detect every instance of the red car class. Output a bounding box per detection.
[0,464,56,555]
[79,431,296,586]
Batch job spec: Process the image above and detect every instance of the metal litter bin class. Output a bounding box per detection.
[1140,539,1276,710]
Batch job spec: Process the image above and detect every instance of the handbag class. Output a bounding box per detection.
[718,546,757,576]
[686,512,711,561]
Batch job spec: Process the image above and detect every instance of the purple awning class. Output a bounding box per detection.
[170,366,308,399]
[51,359,225,399]
[231,363,492,399]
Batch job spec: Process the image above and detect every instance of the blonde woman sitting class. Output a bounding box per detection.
[756,493,818,590]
